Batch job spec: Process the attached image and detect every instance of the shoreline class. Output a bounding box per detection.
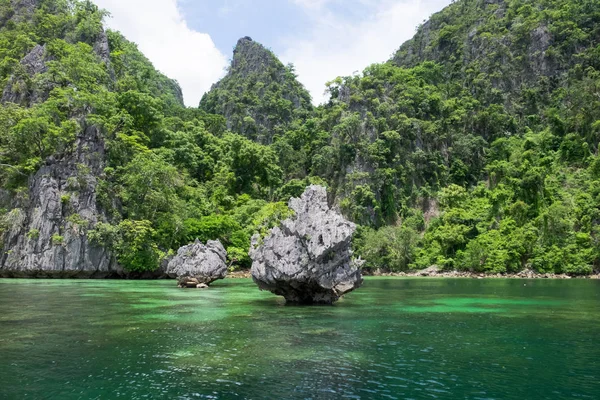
[363,268,600,280]
[228,269,600,280]
[1,269,598,280]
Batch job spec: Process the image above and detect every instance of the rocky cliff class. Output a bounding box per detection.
[0,125,120,278]
[390,0,595,99]
[307,0,600,227]
[199,37,312,144]
[0,1,120,277]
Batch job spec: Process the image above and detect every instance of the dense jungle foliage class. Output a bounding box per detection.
[0,0,295,271]
[1,0,599,275]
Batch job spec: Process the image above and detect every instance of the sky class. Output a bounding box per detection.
[92,0,452,107]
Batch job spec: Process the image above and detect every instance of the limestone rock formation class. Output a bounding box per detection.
[167,240,228,288]
[0,1,183,278]
[0,125,119,278]
[199,36,312,144]
[250,185,363,304]
[1,44,50,105]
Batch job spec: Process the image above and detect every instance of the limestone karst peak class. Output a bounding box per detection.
[231,36,275,74]
[200,35,313,143]
[237,36,254,45]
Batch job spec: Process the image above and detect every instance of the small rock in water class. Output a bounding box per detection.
[167,240,228,287]
[250,185,363,304]
[196,283,209,289]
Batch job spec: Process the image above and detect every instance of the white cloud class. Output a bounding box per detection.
[291,0,333,9]
[281,0,453,104]
[92,0,228,107]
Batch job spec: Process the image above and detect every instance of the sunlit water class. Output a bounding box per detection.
[0,278,599,399]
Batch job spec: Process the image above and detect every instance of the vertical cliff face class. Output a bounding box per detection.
[0,0,188,277]
[0,125,119,277]
[199,37,312,144]
[0,0,120,276]
[1,44,49,105]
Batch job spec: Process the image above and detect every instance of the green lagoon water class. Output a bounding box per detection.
[0,278,599,399]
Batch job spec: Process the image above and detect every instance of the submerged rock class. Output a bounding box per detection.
[250,185,363,304]
[167,240,228,287]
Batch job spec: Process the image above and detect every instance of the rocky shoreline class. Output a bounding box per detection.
[364,266,600,280]
[228,267,600,280]
[2,267,598,281]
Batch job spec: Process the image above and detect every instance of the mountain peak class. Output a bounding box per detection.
[200,37,312,143]
[237,36,254,45]
[231,37,277,77]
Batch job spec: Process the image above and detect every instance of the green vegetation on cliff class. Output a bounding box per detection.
[199,37,312,144]
[1,0,599,275]
[0,0,289,272]
[330,0,600,274]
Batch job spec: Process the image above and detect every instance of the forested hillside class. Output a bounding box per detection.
[0,0,292,274]
[1,0,599,276]
[323,0,600,274]
[199,36,312,144]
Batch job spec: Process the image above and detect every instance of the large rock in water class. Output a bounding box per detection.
[167,240,228,287]
[250,185,363,304]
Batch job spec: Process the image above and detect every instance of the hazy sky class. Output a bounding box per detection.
[92,0,452,106]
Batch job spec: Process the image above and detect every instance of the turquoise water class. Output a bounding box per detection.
[0,278,599,399]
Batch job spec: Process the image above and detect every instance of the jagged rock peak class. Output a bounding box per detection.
[231,36,278,76]
[238,36,253,44]
[250,185,364,304]
[200,35,312,143]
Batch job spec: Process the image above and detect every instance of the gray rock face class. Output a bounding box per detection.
[167,240,228,287]
[1,44,50,105]
[230,37,275,79]
[250,185,363,304]
[5,0,39,23]
[0,125,120,278]
[93,28,115,82]
[93,28,111,65]
[1,30,113,106]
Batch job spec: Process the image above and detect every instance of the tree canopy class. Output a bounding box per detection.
[1,0,599,275]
